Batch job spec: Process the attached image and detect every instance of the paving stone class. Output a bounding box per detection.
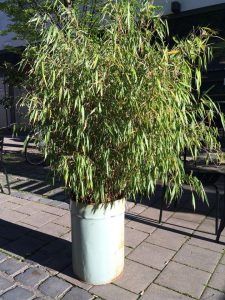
[15,267,49,287]
[125,227,148,248]
[62,287,93,300]
[21,181,44,192]
[21,194,42,202]
[146,228,187,251]
[38,198,55,205]
[126,219,156,234]
[10,180,36,190]
[21,211,58,227]
[0,286,34,300]
[0,253,7,262]
[0,277,14,292]
[188,232,225,253]
[128,241,175,270]
[57,266,92,291]
[48,200,65,207]
[90,284,138,300]
[51,194,67,202]
[17,222,38,230]
[16,202,42,213]
[0,258,27,275]
[53,213,71,228]
[14,204,42,216]
[57,202,70,210]
[31,184,52,195]
[155,261,211,299]
[37,204,67,217]
[38,222,70,237]
[201,287,225,299]
[114,259,159,294]
[3,196,30,206]
[129,204,147,215]
[0,209,27,223]
[125,201,135,212]
[166,217,199,233]
[197,218,220,235]
[43,187,65,197]
[0,237,9,247]
[37,238,68,256]
[0,194,9,202]
[0,202,22,211]
[0,222,29,240]
[173,244,221,272]
[26,226,56,243]
[140,283,192,300]
[172,210,205,224]
[61,232,71,242]
[10,191,27,200]
[140,207,173,222]
[45,251,71,272]
[124,246,133,257]
[208,264,225,293]
[6,236,45,257]
[26,249,52,266]
[39,276,72,298]
[221,254,225,265]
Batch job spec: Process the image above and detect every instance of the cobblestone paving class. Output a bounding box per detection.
[0,137,225,299]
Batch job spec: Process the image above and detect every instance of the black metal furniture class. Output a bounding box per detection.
[190,165,225,242]
[159,164,225,242]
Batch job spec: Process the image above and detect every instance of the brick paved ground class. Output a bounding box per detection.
[0,188,224,300]
[0,137,225,299]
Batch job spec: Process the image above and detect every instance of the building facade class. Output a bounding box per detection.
[0,1,25,128]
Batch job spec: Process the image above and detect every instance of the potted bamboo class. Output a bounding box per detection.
[22,0,223,284]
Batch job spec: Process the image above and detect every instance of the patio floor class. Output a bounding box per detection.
[0,187,224,299]
[0,137,225,299]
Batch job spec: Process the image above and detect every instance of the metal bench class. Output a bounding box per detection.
[159,165,223,242]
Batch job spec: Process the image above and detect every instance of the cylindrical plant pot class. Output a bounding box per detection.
[70,198,125,285]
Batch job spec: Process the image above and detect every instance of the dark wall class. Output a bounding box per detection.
[166,4,225,124]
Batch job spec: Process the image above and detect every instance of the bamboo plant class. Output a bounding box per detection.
[22,0,224,206]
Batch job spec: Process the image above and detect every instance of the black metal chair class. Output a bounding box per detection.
[159,149,221,237]
[159,173,220,234]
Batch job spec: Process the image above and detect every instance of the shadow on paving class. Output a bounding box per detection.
[0,213,224,279]
[1,136,56,182]
[1,137,67,201]
[125,212,225,243]
[3,154,53,182]
[0,219,74,279]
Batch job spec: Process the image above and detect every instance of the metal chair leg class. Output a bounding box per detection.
[159,184,166,223]
[216,175,225,242]
[0,183,3,193]
[215,186,219,235]
[216,214,225,243]
[3,167,10,195]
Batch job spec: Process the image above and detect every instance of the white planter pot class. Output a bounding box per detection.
[70,198,125,285]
